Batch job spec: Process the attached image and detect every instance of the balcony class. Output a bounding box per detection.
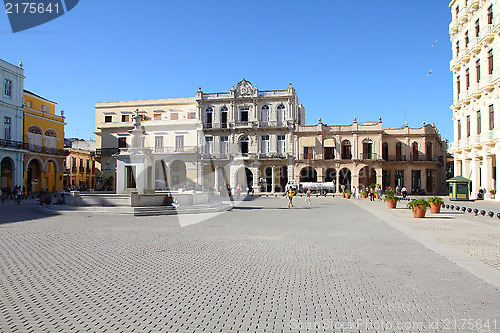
[233,121,255,129]
[448,141,459,150]
[382,155,407,162]
[458,7,468,24]
[480,74,494,92]
[202,92,232,99]
[480,131,493,142]
[408,155,444,164]
[449,19,459,35]
[459,138,469,148]
[494,14,500,31]
[468,37,482,54]
[493,129,500,139]
[258,152,288,159]
[480,24,495,44]
[153,146,198,154]
[458,91,469,103]
[71,166,77,173]
[467,0,480,13]
[468,83,481,98]
[300,153,316,160]
[357,152,380,160]
[79,166,85,174]
[450,58,459,71]
[469,135,480,145]
[202,152,229,160]
[258,120,290,128]
[95,148,120,156]
[459,49,470,63]
[26,144,68,156]
[0,139,25,150]
[203,122,229,130]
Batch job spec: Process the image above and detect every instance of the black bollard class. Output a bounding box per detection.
[467,208,472,213]
[480,210,486,216]
[473,208,479,215]
[488,211,494,217]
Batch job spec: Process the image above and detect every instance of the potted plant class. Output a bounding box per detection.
[384,193,401,208]
[374,184,382,199]
[427,196,444,213]
[361,190,368,198]
[407,198,431,218]
[490,189,496,199]
[344,190,351,199]
[340,185,346,198]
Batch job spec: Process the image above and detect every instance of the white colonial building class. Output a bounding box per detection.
[197,79,305,193]
[0,58,25,190]
[449,0,500,198]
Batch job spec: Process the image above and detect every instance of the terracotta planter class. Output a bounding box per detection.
[387,200,397,209]
[341,193,345,198]
[429,202,441,214]
[412,206,427,218]
[345,194,351,199]
[375,193,380,199]
[362,194,367,198]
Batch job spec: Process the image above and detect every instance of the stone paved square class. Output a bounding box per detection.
[0,197,499,332]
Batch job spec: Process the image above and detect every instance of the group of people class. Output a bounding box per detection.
[1,186,24,204]
[214,184,254,198]
[350,186,385,201]
[162,193,179,209]
[286,188,312,208]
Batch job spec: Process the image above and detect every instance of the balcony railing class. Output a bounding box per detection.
[79,166,85,173]
[467,0,479,13]
[202,92,232,99]
[258,90,288,97]
[71,166,77,173]
[480,24,495,42]
[202,152,230,159]
[0,139,68,156]
[408,155,444,163]
[459,138,469,147]
[233,121,255,128]
[480,131,493,142]
[258,152,288,159]
[480,74,494,91]
[258,120,290,128]
[95,148,120,156]
[153,146,198,154]
[382,155,407,162]
[0,139,25,149]
[469,135,480,145]
[357,153,380,160]
[203,122,229,129]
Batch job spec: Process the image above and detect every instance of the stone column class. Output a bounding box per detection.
[253,167,260,193]
[483,153,492,198]
[271,166,276,193]
[471,156,479,198]
[214,166,219,192]
[376,167,383,187]
[454,153,460,176]
[335,167,340,193]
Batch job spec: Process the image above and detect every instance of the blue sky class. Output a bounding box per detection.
[1,0,453,141]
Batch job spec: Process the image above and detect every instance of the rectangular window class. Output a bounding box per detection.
[4,79,12,97]
[394,170,404,188]
[456,41,460,56]
[475,19,480,37]
[476,60,481,83]
[154,113,162,120]
[324,147,335,159]
[220,136,228,156]
[118,137,127,148]
[188,112,196,119]
[458,120,462,140]
[155,136,163,152]
[4,117,11,141]
[465,30,469,47]
[488,5,493,25]
[477,110,481,134]
[240,109,249,122]
[121,115,129,122]
[465,68,470,90]
[489,104,494,130]
[170,113,178,120]
[467,115,471,137]
[457,76,461,95]
[175,135,184,151]
[488,49,493,74]
[205,137,213,156]
[303,147,313,160]
[261,135,270,154]
[104,115,112,123]
[277,135,285,155]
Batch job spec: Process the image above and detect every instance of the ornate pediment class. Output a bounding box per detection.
[235,79,253,97]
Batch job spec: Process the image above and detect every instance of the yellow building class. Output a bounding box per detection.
[63,138,100,190]
[23,90,66,193]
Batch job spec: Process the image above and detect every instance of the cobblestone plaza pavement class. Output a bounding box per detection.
[1,197,499,332]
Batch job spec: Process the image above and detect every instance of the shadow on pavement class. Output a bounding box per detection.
[0,201,57,225]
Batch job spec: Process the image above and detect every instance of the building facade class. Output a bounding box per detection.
[63,138,100,190]
[0,59,25,190]
[295,120,446,194]
[197,79,305,193]
[95,97,200,193]
[23,90,66,193]
[449,0,500,198]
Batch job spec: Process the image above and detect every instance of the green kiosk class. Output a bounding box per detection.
[447,176,471,201]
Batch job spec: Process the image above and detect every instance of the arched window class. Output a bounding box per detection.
[382,142,389,161]
[362,138,373,159]
[277,104,285,126]
[205,107,213,128]
[45,129,58,138]
[220,106,228,128]
[28,125,43,135]
[341,140,352,160]
[396,142,402,161]
[412,142,419,161]
[426,142,433,161]
[240,136,249,156]
[261,105,269,126]
[28,126,43,151]
[44,129,58,151]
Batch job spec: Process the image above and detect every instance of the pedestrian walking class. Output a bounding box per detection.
[401,186,407,199]
[287,188,294,208]
[369,187,375,201]
[15,186,22,205]
[305,189,311,205]
[378,187,383,201]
